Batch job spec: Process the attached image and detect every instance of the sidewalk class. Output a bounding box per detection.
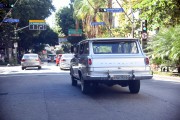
[0,65,21,73]
[153,74,180,82]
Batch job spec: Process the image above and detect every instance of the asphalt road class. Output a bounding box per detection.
[0,63,180,120]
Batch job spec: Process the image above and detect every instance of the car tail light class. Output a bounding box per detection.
[36,59,39,61]
[88,58,92,65]
[21,59,26,62]
[145,57,149,65]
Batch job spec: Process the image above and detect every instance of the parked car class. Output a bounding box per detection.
[56,54,62,66]
[59,54,74,70]
[70,38,153,94]
[47,54,56,62]
[21,53,41,70]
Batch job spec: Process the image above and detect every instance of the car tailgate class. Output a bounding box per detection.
[90,54,149,71]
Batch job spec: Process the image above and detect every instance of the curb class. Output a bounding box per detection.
[153,74,180,81]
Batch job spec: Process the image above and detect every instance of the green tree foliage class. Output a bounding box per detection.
[73,0,109,38]
[55,6,75,36]
[147,25,180,69]
[134,0,180,30]
[3,0,56,52]
[61,41,71,53]
[55,4,84,45]
[12,0,55,26]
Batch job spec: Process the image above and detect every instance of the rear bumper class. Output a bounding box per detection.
[84,75,153,81]
[83,70,153,81]
[21,63,41,67]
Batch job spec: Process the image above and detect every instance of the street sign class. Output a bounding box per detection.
[68,29,82,36]
[90,22,105,26]
[0,3,5,8]
[142,33,148,39]
[29,20,46,30]
[0,3,13,8]
[3,18,19,23]
[99,8,124,12]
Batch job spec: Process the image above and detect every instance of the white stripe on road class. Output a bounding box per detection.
[0,73,69,77]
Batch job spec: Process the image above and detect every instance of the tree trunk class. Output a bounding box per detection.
[178,67,180,73]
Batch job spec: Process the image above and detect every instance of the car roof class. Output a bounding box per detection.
[80,37,138,42]
[23,53,38,55]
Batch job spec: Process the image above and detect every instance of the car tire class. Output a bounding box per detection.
[128,80,140,94]
[80,75,90,94]
[71,75,77,86]
[38,66,41,70]
[22,67,25,70]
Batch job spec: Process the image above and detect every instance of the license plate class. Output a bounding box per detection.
[112,75,129,80]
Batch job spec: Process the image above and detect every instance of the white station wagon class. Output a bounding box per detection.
[70,38,153,94]
[21,53,41,70]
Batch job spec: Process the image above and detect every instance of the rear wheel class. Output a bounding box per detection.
[80,76,90,94]
[128,80,140,94]
[22,67,25,70]
[71,75,77,86]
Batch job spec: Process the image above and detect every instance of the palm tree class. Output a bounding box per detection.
[147,25,180,73]
[73,0,108,38]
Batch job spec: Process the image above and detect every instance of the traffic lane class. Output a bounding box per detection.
[141,79,180,107]
[0,74,180,120]
[45,81,180,120]
[0,73,69,120]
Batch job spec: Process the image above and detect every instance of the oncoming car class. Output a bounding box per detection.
[21,53,41,70]
[59,54,74,70]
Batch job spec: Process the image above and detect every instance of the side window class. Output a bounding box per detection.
[79,42,89,54]
[83,42,89,54]
[79,43,84,54]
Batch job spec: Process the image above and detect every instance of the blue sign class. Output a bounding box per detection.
[91,22,105,26]
[104,8,124,12]
[0,3,5,8]
[0,3,13,8]
[3,18,19,23]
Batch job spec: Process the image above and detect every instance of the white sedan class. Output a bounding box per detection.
[59,54,74,70]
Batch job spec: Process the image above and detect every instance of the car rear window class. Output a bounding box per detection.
[62,54,74,58]
[23,54,38,59]
[93,41,139,54]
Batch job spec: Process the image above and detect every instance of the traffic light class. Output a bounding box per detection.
[0,3,13,8]
[99,8,106,12]
[141,20,147,33]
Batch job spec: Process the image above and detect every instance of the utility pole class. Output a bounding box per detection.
[12,25,28,65]
[13,28,18,65]
[108,0,112,29]
[130,0,134,38]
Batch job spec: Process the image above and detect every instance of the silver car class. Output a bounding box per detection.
[21,53,41,70]
[70,38,153,94]
[60,54,74,70]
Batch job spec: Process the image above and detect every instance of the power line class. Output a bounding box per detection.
[86,0,114,37]
[0,0,20,26]
[115,0,133,23]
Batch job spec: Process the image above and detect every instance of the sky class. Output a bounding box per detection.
[46,0,71,28]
